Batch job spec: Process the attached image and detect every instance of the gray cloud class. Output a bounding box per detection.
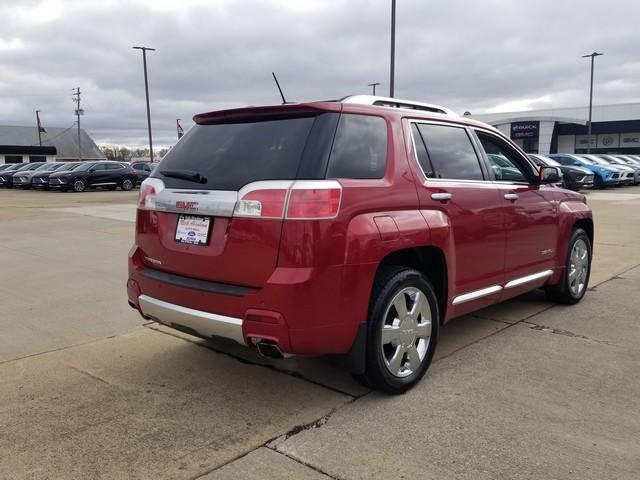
[1,0,639,147]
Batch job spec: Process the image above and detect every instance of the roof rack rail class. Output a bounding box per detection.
[341,95,456,116]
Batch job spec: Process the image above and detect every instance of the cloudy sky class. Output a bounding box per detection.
[1,0,639,148]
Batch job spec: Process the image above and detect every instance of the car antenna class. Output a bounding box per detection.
[272,72,288,104]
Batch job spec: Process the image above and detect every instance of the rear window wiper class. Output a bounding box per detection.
[160,169,208,184]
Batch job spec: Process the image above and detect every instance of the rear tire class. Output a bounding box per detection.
[356,266,439,394]
[545,228,591,305]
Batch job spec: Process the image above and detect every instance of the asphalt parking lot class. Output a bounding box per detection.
[1,187,639,479]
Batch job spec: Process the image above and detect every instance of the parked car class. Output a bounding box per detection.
[528,154,594,191]
[581,155,635,185]
[593,154,640,185]
[127,95,593,394]
[131,161,154,185]
[0,163,45,188]
[31,162,81,190]
[49,161,137,192]
[12,162,62,189]
[487,154,525,181]
[549,153,620,189]
[0,164,15,172]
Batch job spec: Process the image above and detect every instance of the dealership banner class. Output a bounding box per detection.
[597,134,620,149]
[620,133,640,148]
[575,135,596,149]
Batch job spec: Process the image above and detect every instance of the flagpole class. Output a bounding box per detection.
[36,110,42,146]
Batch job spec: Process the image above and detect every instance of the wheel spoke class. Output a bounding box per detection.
[388,345,406,374]
[381,325,401,345]
[415,321,432,339]
[393,294,408,319]
[568,267,578,281]
[407,345,421,371]
[410,291,429,320]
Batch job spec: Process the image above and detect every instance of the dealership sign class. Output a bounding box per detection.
[575,135,596,149]
[511,121,539,139]
[597,134,620,149]
[620,133,640,147]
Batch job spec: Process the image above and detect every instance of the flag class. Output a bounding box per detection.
[36,110,46,133]
[176,119,184,139]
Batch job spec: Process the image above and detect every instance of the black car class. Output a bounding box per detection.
[528,154,594,191]
[0,163,45,188]
[48,161,137,192]
[31,162,82,190]
[130,161,154,184]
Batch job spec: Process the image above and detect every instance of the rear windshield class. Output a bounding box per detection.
[153,115,317,191]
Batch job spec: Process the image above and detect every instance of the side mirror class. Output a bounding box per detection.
[573,161,582,166]
[539,166,561,184]
[89,168,95,172]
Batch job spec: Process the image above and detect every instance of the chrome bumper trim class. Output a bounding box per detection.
[138,294,245,345]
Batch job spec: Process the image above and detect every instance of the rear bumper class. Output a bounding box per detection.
[138,294,245,344]
[127,245,374,356]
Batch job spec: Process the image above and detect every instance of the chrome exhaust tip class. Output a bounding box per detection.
[255,340,285,359]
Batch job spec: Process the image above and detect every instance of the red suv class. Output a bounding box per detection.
[127,96,593,393]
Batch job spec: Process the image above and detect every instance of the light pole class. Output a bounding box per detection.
[389,0,396,98]
[368,82,381,95]
[133,46,156,162]
[582,52,603,154]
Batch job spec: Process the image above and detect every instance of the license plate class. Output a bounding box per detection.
[175,215,211,245]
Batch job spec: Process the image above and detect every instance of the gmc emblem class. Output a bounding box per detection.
[176,201,198,211]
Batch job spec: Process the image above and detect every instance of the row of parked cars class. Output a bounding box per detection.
[526,153,640,190]
[0,160,154,192]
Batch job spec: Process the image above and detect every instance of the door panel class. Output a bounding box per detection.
[406,120,506,316]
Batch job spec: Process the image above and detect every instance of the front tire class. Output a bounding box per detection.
[120,177,134,191]
[545,228,591,304]
[357,266,439,394]
[72,178,87,193]
[593,175,605,189]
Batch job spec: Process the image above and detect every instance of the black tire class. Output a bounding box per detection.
[593,174,604,189]
[120,177,134,191]
[71,178,87,193]
[356,266,439,394]
[545,228,591,305]
[561,175,572,190]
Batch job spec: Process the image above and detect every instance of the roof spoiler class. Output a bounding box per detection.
[193,102,342,124]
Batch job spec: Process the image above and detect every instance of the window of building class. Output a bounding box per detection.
[4,155,23,164]
[29,156,46,163]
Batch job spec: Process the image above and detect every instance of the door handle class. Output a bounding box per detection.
[431,192,453,202]
[504,193,519,201]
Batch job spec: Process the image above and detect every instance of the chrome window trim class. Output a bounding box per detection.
[504,270,554,289]
[138,294,245,345]
[407,119,490,185]
[452,285,502,305]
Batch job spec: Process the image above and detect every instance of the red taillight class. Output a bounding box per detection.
[234,188,288,218]
[286,184,342,219]
[138,178,165,210]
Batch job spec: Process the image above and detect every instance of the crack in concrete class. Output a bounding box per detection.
[523,321,615,346]
[66,364,113,385]
[267,448,344,480]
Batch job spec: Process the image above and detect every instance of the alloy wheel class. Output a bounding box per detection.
[380,287,432,378]
[569,238,589,296]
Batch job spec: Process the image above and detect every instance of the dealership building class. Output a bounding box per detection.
[470,102,640,155]
[0,125,105,164]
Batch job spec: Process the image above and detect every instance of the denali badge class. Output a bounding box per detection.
[176,201,198,211]
[144,256,162,265]
[540,248,554,256]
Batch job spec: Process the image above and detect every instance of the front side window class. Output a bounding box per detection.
[326,114,387,179]
[477,133,531,183]
[415,123,484,180]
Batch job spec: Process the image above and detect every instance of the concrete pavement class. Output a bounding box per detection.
[0,187,639,479]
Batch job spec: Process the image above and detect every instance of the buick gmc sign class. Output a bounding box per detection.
[511,121,539,139]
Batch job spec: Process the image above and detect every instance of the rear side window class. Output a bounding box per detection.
[154,116,317,190]
[326,114,387,179]
[416,123,484,180]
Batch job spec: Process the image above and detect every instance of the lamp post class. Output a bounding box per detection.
[582,52,603,154]
[368,82,381,95]
[133,46,156,162]
[389,0,396,98]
